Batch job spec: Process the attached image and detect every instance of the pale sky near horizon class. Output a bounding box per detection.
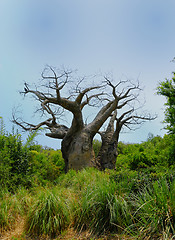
[1,0,175,149]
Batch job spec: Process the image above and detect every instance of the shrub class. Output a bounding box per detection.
[116,134,175,176]
[93,139,102,157]
[0,118,65,190]
[0,133,31,190]
[29,150,63,186]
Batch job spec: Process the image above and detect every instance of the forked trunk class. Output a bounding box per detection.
[61,130,95,172]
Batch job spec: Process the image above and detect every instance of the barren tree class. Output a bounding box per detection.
[95,78,156,170]
[13,66,153,172]
[96,108,156,170]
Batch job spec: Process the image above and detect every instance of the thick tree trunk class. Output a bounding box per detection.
[61,130,95,172]
[96,134,118,170]
[14,67,155,174]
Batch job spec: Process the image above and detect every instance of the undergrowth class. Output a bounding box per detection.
[1,168,175,239]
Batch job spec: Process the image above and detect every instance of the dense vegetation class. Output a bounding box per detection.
[0,117,65,192]
[0,116,175,239]
[157,73,175,134]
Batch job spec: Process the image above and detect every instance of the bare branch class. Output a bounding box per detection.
[117,96,137,109]
[104,76,118,99]
[119,81,141,100]
[76,86,103,104]
[117,112,157,131]
[12,115,53,131]
[41,100,57,123]
[12,108,69,139]
[45,124,69,139]
[80,92,105,109]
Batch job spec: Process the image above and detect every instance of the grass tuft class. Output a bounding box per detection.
[131,178,175,238]
[73,172,132,235]
[25,188,70,237]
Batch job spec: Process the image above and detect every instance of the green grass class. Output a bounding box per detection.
[0,188,23,231]
[25,187,71,237]
[131,178,175,239]
[1,168,175,239]
[69,169,132,235]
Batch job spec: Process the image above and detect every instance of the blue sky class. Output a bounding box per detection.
[1,0,175,149]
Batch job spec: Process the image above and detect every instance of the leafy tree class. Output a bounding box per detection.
[157,72,175,163]
[157,73,175,134]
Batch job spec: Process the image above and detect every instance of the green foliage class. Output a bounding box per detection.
[74,179,132,234]
[29,149,65,186]
[24,130,39,148]
[62,168,132,235]
[0,117,65,191]
[157,73,175,134]
[0,116,5,135]
[116,134,175,176]
[0,188,24,231]
[0,131,31,190]
[93,139,102,157]
[1,117,175,238]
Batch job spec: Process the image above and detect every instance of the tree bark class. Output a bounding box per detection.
[96,108,156,170]
[61,129,95,172]
[96,111,119,170]
[97,139,118,170]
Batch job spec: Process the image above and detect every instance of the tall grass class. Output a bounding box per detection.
[1,168,175,239]
[0,188,26,231]
[73,169,132,235]
[131,178,175,238]
[25,188,71,237]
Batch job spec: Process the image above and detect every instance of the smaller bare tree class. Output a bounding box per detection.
[96,79,156,170]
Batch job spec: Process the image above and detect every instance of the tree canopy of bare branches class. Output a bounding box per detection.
[13,66,156,172]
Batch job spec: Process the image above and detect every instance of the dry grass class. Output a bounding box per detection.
[0,217,25,240]
[0,221,136,240]
[2,220,173,239]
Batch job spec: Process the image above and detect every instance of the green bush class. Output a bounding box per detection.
[0,133,31,190]
[29,149,64,186]
[93,139,102,157]
[0,118,65,190]
[116,134,175,176]
[1,167,175,238]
